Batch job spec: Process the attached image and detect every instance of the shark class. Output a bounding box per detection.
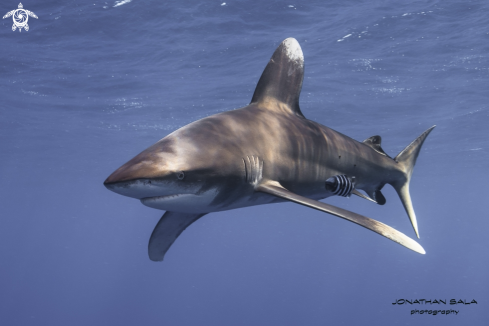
[104,38,434,261]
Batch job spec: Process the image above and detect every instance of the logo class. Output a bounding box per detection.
[3,3,37,32]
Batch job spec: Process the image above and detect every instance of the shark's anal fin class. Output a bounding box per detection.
[148,211,207,261]
[256,180,425,254]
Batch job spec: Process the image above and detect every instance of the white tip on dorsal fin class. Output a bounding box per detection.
[282,38,304,67]
[250,38,305,117]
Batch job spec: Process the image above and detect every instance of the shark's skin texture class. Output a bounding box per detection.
[104,38,434,261]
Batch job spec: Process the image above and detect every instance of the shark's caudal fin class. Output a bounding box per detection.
[250,38,305,117]
[392,126,436,239]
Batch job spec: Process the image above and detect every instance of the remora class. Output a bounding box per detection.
[104,38,434,261]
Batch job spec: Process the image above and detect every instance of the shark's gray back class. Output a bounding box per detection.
[174,102,402,203]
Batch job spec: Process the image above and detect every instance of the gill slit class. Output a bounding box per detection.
[243,155,264,185]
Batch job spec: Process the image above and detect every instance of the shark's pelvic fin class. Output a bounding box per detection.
[256,180,426,254]
[365,188,386,205]
[392,125,436,239]
[148,211,206,261]
[250,38,305,117]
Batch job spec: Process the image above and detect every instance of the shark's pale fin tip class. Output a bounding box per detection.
[412,218,420,239]
[282,38,304,64]
[417,245,426,255]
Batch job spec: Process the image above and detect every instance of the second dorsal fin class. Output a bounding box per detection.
[250,38,305,117]
[363,135,391,158]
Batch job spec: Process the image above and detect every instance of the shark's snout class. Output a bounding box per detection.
[103,166,141,195]
[104,176,164,199]
[104,136,181,187]
[104,158,159,185]
[104,165,136,186]
[103,171,123,186]
[103,151,170,198]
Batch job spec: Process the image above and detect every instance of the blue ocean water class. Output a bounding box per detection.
[1,0,488,325]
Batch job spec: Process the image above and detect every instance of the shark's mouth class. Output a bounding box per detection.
[141,193,195,205]
[142,194,190,200]
[140,192,216,213]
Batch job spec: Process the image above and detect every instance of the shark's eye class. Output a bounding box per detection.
[177,171,185,180]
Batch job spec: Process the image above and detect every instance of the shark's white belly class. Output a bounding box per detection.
[140,185,330,213]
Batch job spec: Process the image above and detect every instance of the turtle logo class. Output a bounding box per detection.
[3,3,37,32]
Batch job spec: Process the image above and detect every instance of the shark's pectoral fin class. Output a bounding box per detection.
[148,211,207,261]
[256,180,425,254]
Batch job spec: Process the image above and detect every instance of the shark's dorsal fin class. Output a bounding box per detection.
[363,135,391,158]
[256,180,425,254]
[251,38,305,117]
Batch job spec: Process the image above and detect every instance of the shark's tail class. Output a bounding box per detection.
[391,126,436,239]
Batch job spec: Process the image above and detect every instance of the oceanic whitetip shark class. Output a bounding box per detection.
[104,38,434,261]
